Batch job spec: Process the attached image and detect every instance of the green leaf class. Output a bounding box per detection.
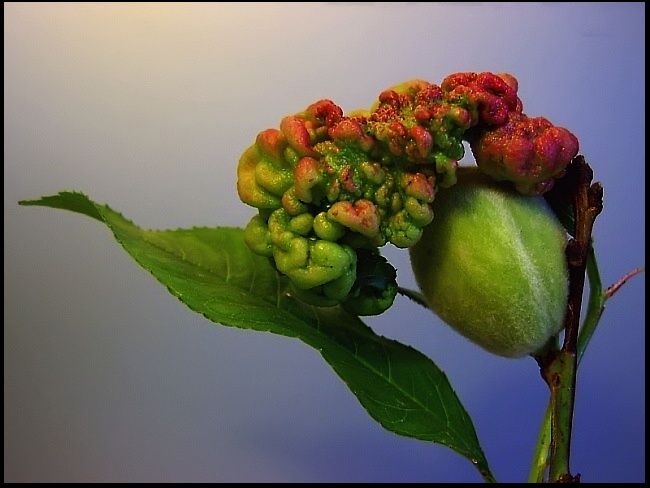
[20,192,495,482]
[577,247,605,364]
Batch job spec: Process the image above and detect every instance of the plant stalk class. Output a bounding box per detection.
[539,157,603,483]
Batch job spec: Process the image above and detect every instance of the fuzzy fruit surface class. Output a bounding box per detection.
[409,167,568,358]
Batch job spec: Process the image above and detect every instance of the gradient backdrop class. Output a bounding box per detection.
[5,3,645,483]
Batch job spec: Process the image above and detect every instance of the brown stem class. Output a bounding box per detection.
[538,156,603,483]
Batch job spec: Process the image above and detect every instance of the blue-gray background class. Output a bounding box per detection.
[4,3,645,482]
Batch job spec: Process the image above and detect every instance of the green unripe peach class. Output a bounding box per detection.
[409,167,568,358]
